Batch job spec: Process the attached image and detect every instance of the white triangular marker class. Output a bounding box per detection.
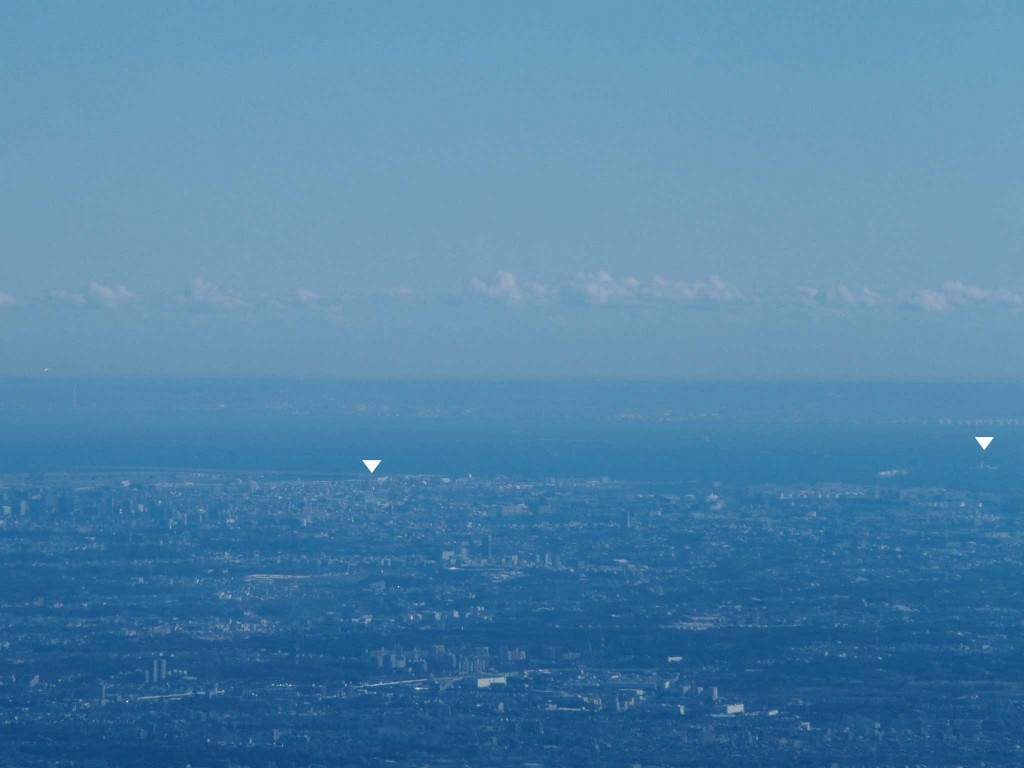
[975,436,993,451]
[362,459,382,473]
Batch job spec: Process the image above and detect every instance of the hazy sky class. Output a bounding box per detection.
[3,2,1024,379]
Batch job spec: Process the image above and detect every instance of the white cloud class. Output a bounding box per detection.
[942,281,990,303]
[572,272,742,305]
[52,283,137,308]
[52,289,87,306]
[646,274,743,302]
[989,288,1023,307]
[798,285,885,308]
[0,291,16,307]
[471,270,522,304]
[909,281,1024,312]
[189,278,244,309]
[941,280,1024,308]
[40,274,1024,320]
[796,287,820,304]
[386,286,414,301]
[794,282,1024,312]
[573,271,641,304]
[835,285,883,306]
[471,270,742,307]
[471,270,557,305]
[293,287,346,323]
[295,287,321,305]
[88,281,137,308]
[911,289,952,312]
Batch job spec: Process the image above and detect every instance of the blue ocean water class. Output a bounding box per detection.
[0,379,1020,491]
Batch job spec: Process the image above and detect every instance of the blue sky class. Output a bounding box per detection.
[2,2,1023,379]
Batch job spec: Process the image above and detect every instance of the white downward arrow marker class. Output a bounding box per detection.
[975,436,993,451]
[362,459,382,473]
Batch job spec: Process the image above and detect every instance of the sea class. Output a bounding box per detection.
[0,379,1021,492]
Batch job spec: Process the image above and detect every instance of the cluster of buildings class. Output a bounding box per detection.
[0,471,1021,765]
